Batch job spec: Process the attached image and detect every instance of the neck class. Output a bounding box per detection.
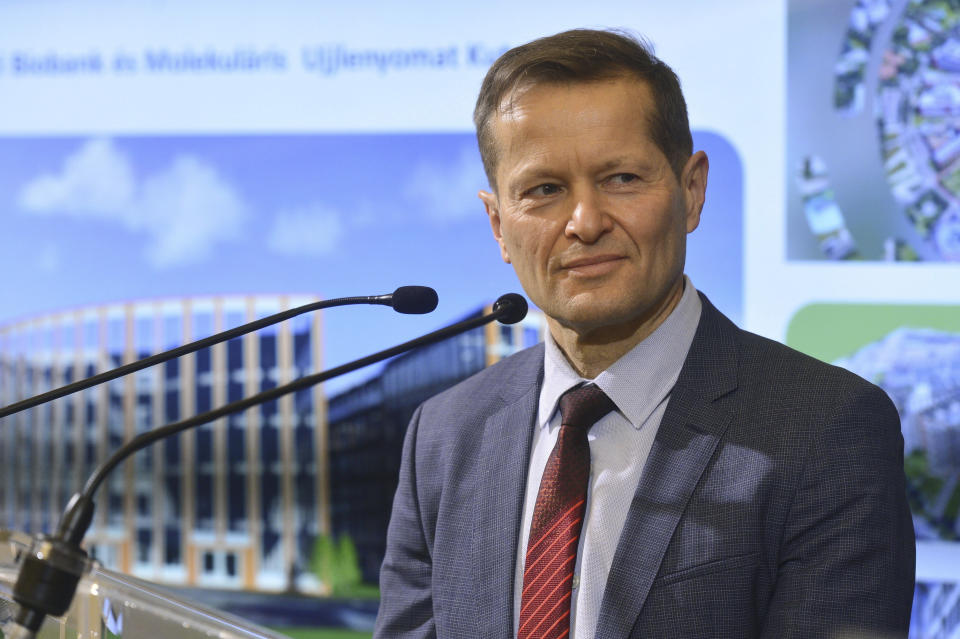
[548,279,685,379]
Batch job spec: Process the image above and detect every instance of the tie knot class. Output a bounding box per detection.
[558,384,616,431]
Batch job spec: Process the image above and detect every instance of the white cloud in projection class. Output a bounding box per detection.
[403,146,488,222]
[17,138,249,268]
[19,138,135,215]
[134,156,248,267]
[267,203,345,257]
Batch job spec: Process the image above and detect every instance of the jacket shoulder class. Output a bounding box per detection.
[736,326,887,397]
[417,342,544,420]
[698,293,886,397]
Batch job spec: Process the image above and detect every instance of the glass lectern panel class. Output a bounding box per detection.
[0,530,289,638]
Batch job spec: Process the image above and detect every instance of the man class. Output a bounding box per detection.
[375,29,915,638]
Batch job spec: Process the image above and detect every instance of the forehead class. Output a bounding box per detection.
[501,75,652,121]
[489,78,659,170]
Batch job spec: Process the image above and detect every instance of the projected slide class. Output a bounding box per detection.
[788,0,960,261]
[0,124,743,614]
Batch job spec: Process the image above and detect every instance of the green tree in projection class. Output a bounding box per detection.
[905,449,960,541]
[335,535,362,593]
[311,533,363,595]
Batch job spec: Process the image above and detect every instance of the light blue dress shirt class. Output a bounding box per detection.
[513,277,702,638]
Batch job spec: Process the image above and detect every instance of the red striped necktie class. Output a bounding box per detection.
[518,384,616,639]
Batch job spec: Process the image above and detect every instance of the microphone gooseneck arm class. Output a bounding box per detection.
[77,292,526,508]
[0,286,437,420]
[10,292,525,637]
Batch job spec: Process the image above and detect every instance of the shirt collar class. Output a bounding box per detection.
[538,276,702,430]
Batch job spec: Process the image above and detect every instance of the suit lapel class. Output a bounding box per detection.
[474,351,543,638]
[594,296,739,638]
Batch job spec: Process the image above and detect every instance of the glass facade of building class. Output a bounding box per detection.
[0,295,326,592]
[327,305,546,582]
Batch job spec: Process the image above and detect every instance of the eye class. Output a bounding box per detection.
[524,183,563,197]
[606,173,640,186]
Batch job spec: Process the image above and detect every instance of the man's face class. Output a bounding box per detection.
[479,77,708,338]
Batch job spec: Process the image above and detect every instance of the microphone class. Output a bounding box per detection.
[8,292,527,638]
[373,285,439,314]
[492,293,527,324]
[0,286,437,419]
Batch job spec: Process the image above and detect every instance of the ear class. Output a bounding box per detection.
[681,150,709,233]
[479,189,511,264]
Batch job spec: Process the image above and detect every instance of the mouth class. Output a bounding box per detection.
[559,254,626,277]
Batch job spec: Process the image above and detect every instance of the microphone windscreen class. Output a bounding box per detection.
[493,293,527,325]
[391,286,439,314]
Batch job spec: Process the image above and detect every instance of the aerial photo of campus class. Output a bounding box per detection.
[792,0,960,261]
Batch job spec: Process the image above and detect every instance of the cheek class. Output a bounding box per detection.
[632,207,687,250]
[500,213,569,280]
[501,219,542,262]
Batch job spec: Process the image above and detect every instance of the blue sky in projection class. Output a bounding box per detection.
[0,132,741,378]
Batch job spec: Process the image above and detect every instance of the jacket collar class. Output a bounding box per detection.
[473,344,545,635]
[594,293,739,637]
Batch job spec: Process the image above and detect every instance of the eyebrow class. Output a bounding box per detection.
[596,157,633,170]
[504,157,557,186]
[510,156,633,183]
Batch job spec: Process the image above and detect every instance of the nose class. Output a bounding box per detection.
[565,188,612,243]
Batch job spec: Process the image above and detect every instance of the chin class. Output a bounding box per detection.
[552,301,636,334]
[560,291,675,335]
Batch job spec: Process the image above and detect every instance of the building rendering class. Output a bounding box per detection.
[0,295,546,593]
[327,304,546,582]
[0,295,326,592]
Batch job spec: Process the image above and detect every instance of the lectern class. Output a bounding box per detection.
[0,530,289,638]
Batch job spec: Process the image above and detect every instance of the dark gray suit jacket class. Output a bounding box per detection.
[375,295,915,638]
